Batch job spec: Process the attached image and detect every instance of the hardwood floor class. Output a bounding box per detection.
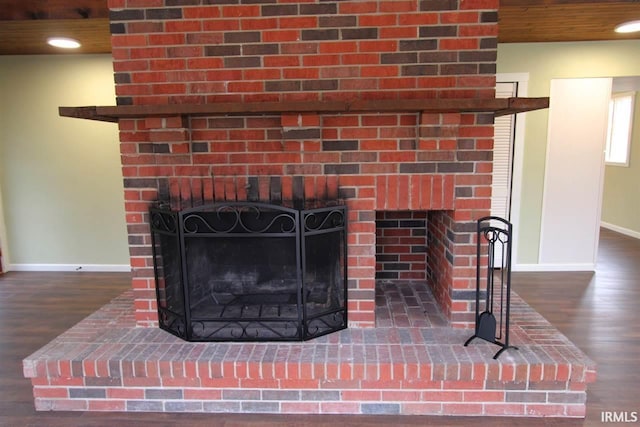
[0,227,637,426]
[512,228,640,423]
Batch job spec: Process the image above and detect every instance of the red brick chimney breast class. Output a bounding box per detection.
[108,0,499,328]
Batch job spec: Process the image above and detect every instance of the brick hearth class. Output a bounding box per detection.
[24,281,595,417]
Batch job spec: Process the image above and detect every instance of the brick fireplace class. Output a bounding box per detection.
[24,0,596,418]
[108,0,503,330]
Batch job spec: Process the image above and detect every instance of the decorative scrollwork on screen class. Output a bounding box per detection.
[150,211,177,233]
[303,209,345,232]
[182,204,297,234]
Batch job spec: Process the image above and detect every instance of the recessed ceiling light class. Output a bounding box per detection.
[614,20,640,34]
[46,37,81,49]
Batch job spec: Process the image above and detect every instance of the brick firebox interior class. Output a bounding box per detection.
[109,0,500,329]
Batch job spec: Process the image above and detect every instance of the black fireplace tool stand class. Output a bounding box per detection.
[464,216,518,359]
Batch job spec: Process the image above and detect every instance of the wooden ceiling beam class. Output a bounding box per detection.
[0,18,111,55]
[498,3,640,43]
[0,0,108,20]
[500,0,638,5]
[0,1,638,53]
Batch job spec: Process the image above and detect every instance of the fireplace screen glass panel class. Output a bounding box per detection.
[150,202,347,342]
[156,233,185,314]
[151,212,186,335]
[304,232,345,316]
[185,236,299,319]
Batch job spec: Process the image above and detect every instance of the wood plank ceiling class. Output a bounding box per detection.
[0,0,638,55]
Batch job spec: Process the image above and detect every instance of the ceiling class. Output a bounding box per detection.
[0,0,638,55]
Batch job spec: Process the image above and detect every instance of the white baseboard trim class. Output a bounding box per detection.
[7,264,131,272]
[513,263,595,272]
[601,221,640,240]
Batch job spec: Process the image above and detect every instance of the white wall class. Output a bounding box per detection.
[0,55,129,271]
[538,78,611,270]
[497,40,640,265]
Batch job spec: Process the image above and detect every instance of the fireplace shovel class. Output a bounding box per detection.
[476,307,496,342]
[476,265,496,341]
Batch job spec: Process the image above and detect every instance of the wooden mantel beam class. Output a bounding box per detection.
[58,97,549,123]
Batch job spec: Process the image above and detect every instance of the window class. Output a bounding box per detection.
[605,92,635,166]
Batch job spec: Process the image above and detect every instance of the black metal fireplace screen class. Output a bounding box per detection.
[150,201,347,342]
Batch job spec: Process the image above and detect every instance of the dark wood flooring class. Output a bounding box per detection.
[1,227,637,426]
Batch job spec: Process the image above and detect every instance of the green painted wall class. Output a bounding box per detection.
[601,91,640,234]
[1,41,639,269]
[0,55,128,267]
[497,40,640,264]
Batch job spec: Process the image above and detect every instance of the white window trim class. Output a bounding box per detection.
[605,91,635,167]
